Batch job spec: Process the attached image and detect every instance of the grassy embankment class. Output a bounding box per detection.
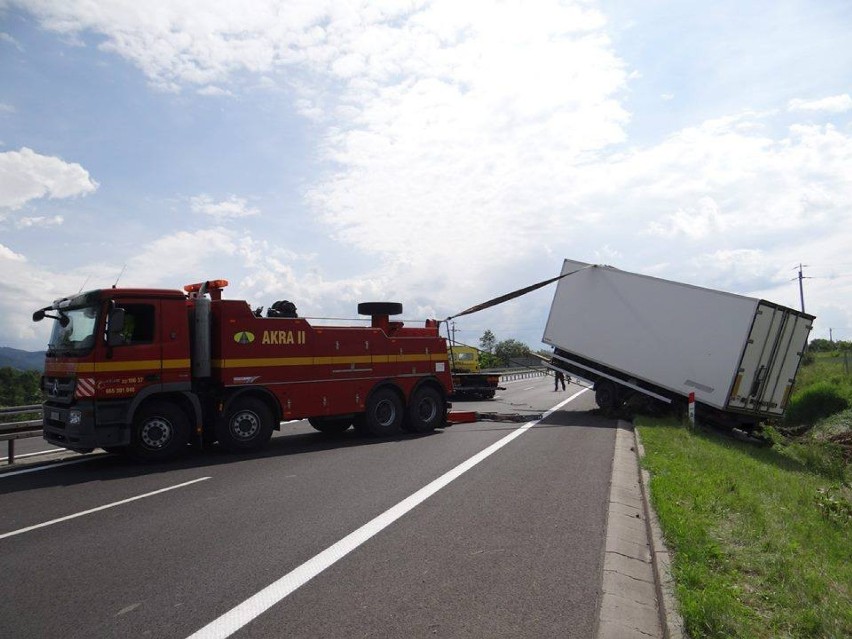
[637,351,851,638]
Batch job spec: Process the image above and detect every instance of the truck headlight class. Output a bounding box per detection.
[69,410,82,425]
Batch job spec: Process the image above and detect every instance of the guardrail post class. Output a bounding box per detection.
[7,439,14,465]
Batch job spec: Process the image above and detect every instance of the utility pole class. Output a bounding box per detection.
[795,263,810,313]
[830,328,834,343]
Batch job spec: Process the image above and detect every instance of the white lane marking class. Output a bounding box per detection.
[187,388,588,639]
[0,448,64,462]
[0,456,101,478]
[523,386,535,390]
[0,477,211,540]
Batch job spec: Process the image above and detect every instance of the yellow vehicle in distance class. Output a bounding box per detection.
[447,344,503,399]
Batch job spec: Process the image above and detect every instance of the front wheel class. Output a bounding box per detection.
[217,397,274,452]
[130,401,190,462]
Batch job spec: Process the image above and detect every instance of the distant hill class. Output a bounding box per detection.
[0,347,45,371]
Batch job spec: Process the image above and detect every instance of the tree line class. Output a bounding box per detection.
[808,338,852,353]
[0,368,42,407]
[475,329,551,368]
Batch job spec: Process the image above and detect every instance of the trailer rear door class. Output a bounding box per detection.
[727,302,813,416]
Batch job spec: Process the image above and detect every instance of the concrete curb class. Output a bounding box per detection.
[597,422,662,639]
[597,421,687,639]
[634,425,687,639]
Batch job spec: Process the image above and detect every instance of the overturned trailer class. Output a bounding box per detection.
[543,259,814,430]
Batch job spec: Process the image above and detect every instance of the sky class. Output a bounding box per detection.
[1,0,851,353]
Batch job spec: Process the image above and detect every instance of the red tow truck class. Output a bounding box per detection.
[33,280,453,461]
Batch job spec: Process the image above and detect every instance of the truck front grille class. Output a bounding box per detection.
[43,376,75,404]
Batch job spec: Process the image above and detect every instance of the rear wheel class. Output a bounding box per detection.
[308,416,352,435]
[130,401,190,462]
[595,381,618,412]
[217,397,274,452]
[361,387,403,436]
[403,386,445,433]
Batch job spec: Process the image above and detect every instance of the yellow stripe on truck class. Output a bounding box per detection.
[65,359,191,373]
[213,354,440,368]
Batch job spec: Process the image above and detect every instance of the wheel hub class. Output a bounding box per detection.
[232,412,259,439]
[418,399,437,422]
[376,400,396,427]
[141,418,171,449]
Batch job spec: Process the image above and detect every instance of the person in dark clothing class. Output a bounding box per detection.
[554,370,566,391]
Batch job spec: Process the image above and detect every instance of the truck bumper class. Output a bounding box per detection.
[43,401,131,452]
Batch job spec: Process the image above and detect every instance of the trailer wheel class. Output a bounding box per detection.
[403,386,445,433]
[217,397,274,452]
[308,416,352,435]
[362,387,403,436]
[595,381,618,412]
[130,401,190,461]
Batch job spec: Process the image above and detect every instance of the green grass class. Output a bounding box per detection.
[638,418,851,639]
[794,352,852,404]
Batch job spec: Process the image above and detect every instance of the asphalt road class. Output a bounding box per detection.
[0,377,616,638]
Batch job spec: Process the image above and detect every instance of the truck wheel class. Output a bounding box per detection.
[308,416,352,435]
[130,401,190,462]
[362,387,403,436]
[403,386,445,433]
[217,397,274,452]
[595,381,618,412]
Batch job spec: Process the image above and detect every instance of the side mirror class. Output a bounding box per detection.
[33,309,45,322]
[107,308,126,346]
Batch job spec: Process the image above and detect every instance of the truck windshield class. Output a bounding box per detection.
[47,305,99,356]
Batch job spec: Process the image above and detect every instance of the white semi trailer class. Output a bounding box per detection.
[543,259,814,429]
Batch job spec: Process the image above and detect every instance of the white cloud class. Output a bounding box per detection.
[0,32,24,51]
[789,94,852,113]
[0,147,98,210]
[646,197,729,239]
[190,194,259,219]
[16,215,65,228]
[4,1,852,348]
[14,0,341,90]
[196,85,233,97]
[0,243,26,261]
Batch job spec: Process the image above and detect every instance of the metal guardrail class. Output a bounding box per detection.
[497,370,547,382]
[0,404,44,464]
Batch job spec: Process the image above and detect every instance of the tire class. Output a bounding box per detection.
[130,401,190,462]
[357,302,403,316]
[217,397,274,452]
[595,381,618,411]
[361,387,404,436]
[308,416,352,435]
[403,386,445,433]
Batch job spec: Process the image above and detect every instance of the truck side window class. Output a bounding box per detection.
[119,304,156,345]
